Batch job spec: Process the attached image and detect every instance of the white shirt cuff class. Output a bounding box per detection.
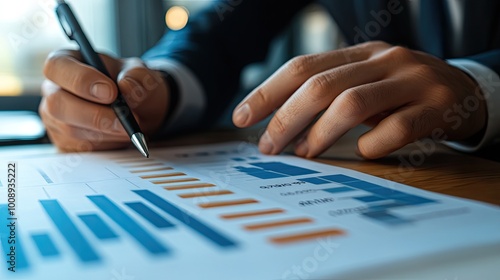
[144,59,206,134]
[445,59,500,152]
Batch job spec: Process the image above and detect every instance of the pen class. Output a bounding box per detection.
[54,0,150,158]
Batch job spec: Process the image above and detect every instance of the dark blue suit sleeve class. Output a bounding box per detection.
[143,0,312,128]
[466,49,500,75]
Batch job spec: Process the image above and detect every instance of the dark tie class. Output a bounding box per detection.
[419,0,446,58]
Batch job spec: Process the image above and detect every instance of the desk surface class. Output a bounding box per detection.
[155,126,500,206]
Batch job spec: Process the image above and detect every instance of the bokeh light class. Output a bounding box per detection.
[165,6,189,31]
[0,74,23,96]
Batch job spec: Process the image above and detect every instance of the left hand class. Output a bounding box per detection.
[232,41,487,159]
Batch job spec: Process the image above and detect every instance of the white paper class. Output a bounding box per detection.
[0,142,499,280]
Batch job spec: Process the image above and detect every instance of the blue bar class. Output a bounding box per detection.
[324,187,355,194]
[248,156,259,160]
[298,177,331,185]
[79,214,119,240]
[0,205,29,270]
[234,166,287,179]
[31,233,59,257]
[87,195,170,255]
[40,200,100,262]
[362,211,412,225]
[231,157,246,162]
[250,162,319,176]
[354,195,387,203]
[133,190,237,248]
[125,202,175,229]
[344,181,435,205]
[37,168,53,183]
[367,202,409,211]
[320,174,359,184]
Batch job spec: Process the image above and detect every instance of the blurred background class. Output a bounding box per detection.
[0,0,344,143]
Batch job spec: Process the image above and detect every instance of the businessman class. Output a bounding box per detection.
[40,0,500,159]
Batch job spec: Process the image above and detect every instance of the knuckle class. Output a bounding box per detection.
[384,46,415,63]
[91,109,106,131]
[285,54,317,77]
[270,111,288,136]
[387,114,416,145]
[252,87,269,106]
[338,88,368,119]
[43,93,61,118]
[412,64,436,80]
[361,40,391,50]
[310,128,331,149]
[305,74,333,96]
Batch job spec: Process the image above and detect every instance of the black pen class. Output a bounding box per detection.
[54,0,149,158]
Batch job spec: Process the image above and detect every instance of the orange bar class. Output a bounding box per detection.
[178,190,233,199]
[269,229,345,244]
[126,162,165,168]
[153,178,199,184]
[198,199,258,209]
[140,172,186,179]
[164,183,215,191]
[116,158,152,164]
[244,218,313,231]
[130,167,173,173]
[220,209,285,220]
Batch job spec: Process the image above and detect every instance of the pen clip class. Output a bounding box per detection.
[55,3,76,41]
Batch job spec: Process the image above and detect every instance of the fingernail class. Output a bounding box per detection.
[259,131,274,154]
[91,82,111,100]
[295,138,308,157]
[233,103,250,126]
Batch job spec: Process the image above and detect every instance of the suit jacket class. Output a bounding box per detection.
[143,0,500,127]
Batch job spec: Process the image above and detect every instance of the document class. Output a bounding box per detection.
[1,142,499,279]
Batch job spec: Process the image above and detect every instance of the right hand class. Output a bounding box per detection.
[40,50,169,152]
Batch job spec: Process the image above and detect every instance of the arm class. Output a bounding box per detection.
[142,0,313,131]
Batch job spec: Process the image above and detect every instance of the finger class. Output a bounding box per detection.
[43,49,120,104]
[357,105,442,159]
[260,59,388,155]
[295,78,416,157]
[41,110,129,153]
[233,42,389,128]
[116,59,169,133]
[42,113,129,143]
[40,86,128,137]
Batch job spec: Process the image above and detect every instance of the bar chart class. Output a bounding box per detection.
[1,142,499,280]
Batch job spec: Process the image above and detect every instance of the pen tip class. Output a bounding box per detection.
[131,133,150,158]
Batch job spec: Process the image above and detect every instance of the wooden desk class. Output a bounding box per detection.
[156,126,500,206]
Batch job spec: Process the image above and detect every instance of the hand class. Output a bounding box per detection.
[232,41,487,159]
[40,50,169,152]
